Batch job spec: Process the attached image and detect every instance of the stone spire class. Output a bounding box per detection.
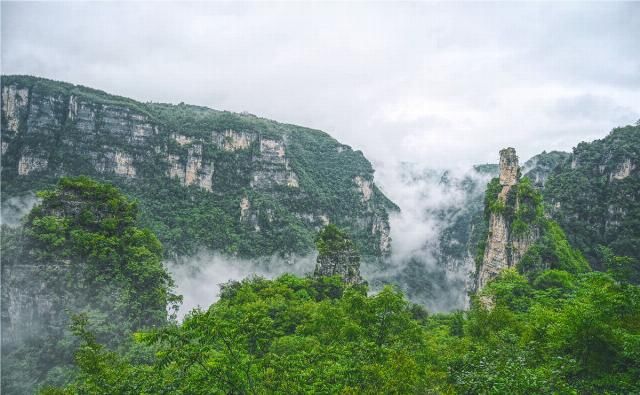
[314,249,363,285]
[499,147,519,186]
[313,224,363,285]
[476,148,523,291]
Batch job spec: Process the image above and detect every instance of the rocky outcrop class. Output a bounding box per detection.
[93,150,136,178]
[371,215,391,253]
[217,130,254,151]
[250,137,300,190]
[611,158,635,180]
[17,153,48,175]
[354,175,373,202]
[1,85,28,134]
[499,148,519,186]
[314,248,363,285]
[477,214,509,290]
[476,148,540,291]
[544,125,640,267]
[522,151,570,187]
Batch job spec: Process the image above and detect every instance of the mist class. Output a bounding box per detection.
[167,251,317,320]
[0,193,39,226]
[363,162,494,312]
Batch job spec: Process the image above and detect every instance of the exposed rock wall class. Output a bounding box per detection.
[2,76,396,259]
[250,137,299,190]
[17,153,48,175]
[499,147,519,186]
[1,85,28,133]
[611,158,635,180]
[314,250,363,285]
[477,213,509,290]
[476,148,540,290]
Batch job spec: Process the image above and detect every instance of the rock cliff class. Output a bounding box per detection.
[314,250,363,285]
[1,177,176,394]
[1,75,397,259]
[313,224,363,285]
[476,148,540,290]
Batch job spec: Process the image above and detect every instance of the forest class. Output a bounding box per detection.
[1,175,638,394]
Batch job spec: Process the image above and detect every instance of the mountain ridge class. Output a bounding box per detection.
[1,74,398,259]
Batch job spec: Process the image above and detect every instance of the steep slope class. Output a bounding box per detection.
[1,75,397,259]
[544,125,640,268]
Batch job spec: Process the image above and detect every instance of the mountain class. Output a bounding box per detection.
[419,126,638,286]
[7,176,640,395]
[1,75,397,260]
[544,125,640,269]
[397,128,636,303]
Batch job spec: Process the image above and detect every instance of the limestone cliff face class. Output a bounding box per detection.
[1,256,94,347]
[1,75,397,258]
[476,148,539,290]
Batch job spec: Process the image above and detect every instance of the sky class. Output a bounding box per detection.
[2,2,639,169]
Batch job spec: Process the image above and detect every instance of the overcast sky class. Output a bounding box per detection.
[2,2,639,169]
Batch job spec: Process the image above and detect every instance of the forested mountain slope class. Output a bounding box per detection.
[545,124,640,269]
[1,75,397,259]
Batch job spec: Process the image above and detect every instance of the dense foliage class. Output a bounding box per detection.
[3,76,640,394]
[315,223,356,257]
[44,268,640,394]
[545,125,640,272]
[1,177,178,394]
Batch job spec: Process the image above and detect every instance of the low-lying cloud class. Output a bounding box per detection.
[1,193,39,227]
[364,161,495,312]
[167,252,317,320]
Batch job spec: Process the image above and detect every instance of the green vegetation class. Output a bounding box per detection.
[522,150,570,187]
[43,268,640,394]
[1,75,397,260]
[1,177,178,394]
[518,220,591,280]
[3,77,640,394]
[1,172,637,394]
[315,223,356,257]
[544,125,640,269]
[477,173,588,280]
